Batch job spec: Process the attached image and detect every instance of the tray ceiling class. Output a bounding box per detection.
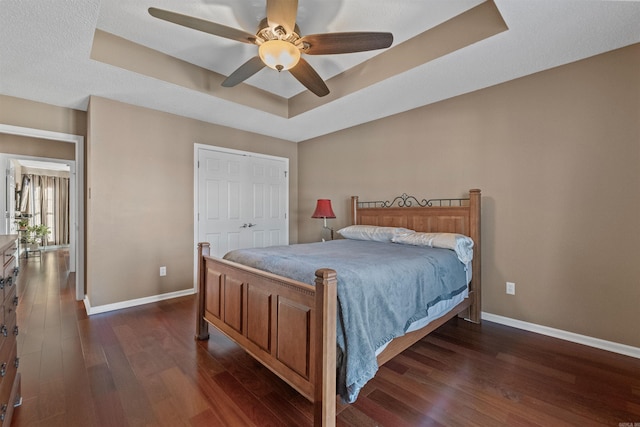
[1,0,639,142]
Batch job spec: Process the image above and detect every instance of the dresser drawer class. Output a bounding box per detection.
[0,335,13,378]
[0,344,18,425]
[2,287,17,331]
[1,243,16,271]
[0,256,17,304]
[1,249,15,270]
[0,319,16,354]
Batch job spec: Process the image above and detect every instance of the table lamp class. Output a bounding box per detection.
[311,199,336,241]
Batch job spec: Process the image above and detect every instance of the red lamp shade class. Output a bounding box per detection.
[311,199,336,219]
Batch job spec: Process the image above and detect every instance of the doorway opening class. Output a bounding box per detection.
[12,158,72,256]
[0,124,85,301]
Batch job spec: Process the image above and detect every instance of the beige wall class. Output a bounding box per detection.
[0,134,75,159]
[86,96,298,307]
[298,44,640,348]
[0,94,83,160]
[0,94,87,137]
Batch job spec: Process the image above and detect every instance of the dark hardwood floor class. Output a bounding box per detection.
[13,249,640,426]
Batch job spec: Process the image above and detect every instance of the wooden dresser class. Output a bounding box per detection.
[0,235,20,425]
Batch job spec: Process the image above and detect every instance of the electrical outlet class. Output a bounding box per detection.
[160,266,166,276]
[506,281,515,295]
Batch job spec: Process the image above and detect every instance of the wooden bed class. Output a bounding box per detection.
[195,189,481,426]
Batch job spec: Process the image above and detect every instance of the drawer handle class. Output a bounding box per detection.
[14,357,19,369]
[0,363,6,377]
[0,325,6,337]
[13,326,18,336]
[0,278,4,290]
[6,277,12,287]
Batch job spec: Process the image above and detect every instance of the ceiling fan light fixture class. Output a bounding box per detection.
[258,39,300,71]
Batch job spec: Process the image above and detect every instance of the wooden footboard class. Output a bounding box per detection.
[196,243,338,426]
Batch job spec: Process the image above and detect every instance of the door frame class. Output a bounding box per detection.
[0,124,85,301]
[193,143,289,288]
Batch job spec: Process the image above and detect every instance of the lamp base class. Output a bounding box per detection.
[321,226,334,242]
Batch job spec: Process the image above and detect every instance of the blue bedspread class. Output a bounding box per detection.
[223,239,467,403]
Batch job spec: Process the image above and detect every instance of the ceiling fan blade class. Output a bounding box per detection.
[300,32,393,55]
[148,7,256,44]
[221,56,266,87]
[266,0,298,35]
[289,58,329,97]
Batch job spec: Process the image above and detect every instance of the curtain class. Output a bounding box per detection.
[26,174,70,246]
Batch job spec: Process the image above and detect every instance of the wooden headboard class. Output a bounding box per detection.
[351,189,481,322]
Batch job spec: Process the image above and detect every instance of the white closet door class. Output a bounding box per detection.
[244,155,288,249]
[197,147,288,258]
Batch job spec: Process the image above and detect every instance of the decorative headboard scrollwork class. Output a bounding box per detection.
[357,193,469,209]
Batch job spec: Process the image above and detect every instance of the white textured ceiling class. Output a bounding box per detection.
[1,0,640,142]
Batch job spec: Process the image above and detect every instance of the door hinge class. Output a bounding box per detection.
[284,171,288,178]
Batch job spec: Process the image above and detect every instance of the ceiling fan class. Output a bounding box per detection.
[148,0,393,97]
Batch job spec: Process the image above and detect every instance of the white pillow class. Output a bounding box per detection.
[392,232,474,263]
[337,225,415,242]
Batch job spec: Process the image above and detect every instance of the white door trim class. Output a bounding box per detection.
[0,124,85,301]
[193,143,289,289]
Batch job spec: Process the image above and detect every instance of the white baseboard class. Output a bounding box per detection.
[482,312,640,360]
[83,288,196,315]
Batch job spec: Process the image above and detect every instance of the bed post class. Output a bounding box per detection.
[467,189,482,323]
[351,196,358,225]
[195,242,210,340]
[314,268,337,427]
